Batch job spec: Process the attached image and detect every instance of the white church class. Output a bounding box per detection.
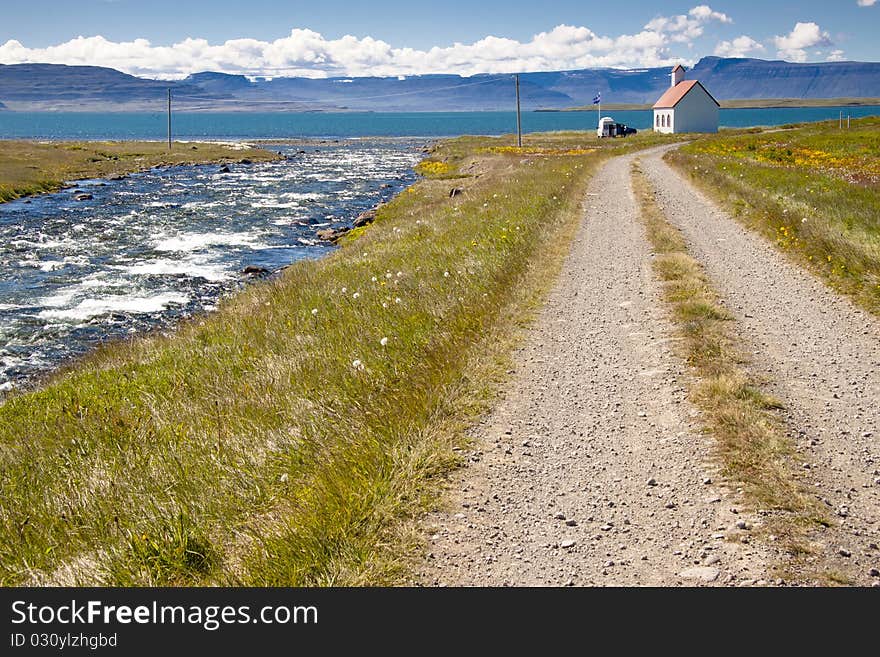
[653,65,719,134]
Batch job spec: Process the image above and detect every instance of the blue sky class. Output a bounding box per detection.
[0,1,877,78]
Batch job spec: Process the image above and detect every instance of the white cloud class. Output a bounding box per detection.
[714,35,765,58]
[0,24,692,79]
[857,1,876,7]
[645,5,732,43]
[827,49,846,61]
[0,5,739,79]
[774,22,833,62]
[689,5,733,23]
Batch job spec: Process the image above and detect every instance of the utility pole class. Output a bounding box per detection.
[167,88,172,151]
[514,74,522,148]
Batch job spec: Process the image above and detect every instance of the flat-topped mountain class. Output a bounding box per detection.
[1,57,879,111]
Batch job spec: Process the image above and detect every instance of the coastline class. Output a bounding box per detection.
[0,140,280,203]
[547,97,880,112]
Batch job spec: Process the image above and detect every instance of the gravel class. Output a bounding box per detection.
[639,148,880,586]
[418,152,778,587]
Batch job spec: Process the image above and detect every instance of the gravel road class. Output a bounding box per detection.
[419,150,784,587]
[639,149,880,586]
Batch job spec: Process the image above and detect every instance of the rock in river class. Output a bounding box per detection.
[316,227,350,243]
[353,208,378,228]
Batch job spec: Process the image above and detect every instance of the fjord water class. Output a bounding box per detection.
[0,141,423,389]
[2,107,880,139]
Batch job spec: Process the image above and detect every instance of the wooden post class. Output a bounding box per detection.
[515,74,522,148]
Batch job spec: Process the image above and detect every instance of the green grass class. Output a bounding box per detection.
[631,160,827,568]
[0,140,278,202]
[0,131,682,586]
[667,117,880,315]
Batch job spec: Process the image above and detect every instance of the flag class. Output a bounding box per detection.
[592,92,602,105]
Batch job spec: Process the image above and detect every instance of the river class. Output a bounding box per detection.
[0,140,423,389]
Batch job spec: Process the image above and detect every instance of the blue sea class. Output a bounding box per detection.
[1,107,879,140]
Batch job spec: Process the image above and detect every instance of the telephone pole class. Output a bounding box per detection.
[167,89,172,151]
[514,74,522,148]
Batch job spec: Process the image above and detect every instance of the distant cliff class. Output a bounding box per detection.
[1,57,879,112]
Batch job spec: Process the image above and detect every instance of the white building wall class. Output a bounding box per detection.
[653,110,675,134]
[672,86,719,133]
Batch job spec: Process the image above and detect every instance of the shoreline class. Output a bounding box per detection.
[546,97,880,111]
[0,140,420,394]
[0,140,280,203]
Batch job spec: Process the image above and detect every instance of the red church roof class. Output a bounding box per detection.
[653,80,719,109]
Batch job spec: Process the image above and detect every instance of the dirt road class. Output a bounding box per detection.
[639,149,880,586]
[420,150,782,587]
[419,147,880,587]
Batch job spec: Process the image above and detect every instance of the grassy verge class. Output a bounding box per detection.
[0,140,279,202]
[0,131,679,585]
[631,160,828,568]
[666,117,880,315]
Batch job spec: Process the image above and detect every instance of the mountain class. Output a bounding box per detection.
[687,56,880,100]
[1,57,879,112]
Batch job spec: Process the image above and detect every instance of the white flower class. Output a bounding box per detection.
[353,292,360,299]
[394,297,402,304]
[443,271,450,278]
[385,272,393,279]
[396,271,403,277]
[380,337,389,347]
[311,308,318,316]
[341,287,347,293]
[371,276,378,282]
[279,473,289,483]
[382,302,388,308]
[352,359,364,371]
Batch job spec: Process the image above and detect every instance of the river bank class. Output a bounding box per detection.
[0,140,423,389]
[0,140,279,202]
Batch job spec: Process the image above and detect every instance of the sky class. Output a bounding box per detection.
[0,1,877,79]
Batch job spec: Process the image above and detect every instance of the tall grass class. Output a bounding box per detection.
[666,117,880,314]
[0,133,681,585]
